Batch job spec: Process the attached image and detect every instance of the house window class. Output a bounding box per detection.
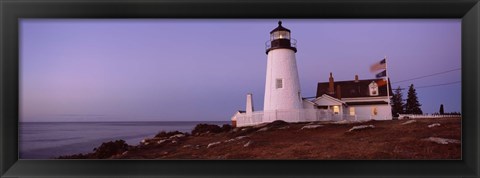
[369,81,379,96]
[349,107,355,116]
[276,78,283,89]
[372,107,378,115]
[333,106,339,114]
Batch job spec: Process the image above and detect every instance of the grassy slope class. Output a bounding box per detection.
[116,117,461,160]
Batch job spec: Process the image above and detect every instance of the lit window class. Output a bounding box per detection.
[349,107,355,116]
[276,79,283,89]
[372,107,378,115]
[333,106,339,114]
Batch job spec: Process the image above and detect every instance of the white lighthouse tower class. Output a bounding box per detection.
[263,21,303,112]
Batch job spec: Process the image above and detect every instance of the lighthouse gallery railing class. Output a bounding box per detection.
[265,38,297,50]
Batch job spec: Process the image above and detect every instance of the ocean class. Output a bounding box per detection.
[19,121,230,159]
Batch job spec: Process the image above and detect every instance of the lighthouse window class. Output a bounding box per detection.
[276,79,283,89]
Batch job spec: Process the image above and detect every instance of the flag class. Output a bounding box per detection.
[376,78,388,86]
[370,58,386,72]
[376,70,387,78]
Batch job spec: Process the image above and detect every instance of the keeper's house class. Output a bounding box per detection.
[311,73,393,121]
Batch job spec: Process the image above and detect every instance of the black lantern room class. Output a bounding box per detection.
[265,21,297,54]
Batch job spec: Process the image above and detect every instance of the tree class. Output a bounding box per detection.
[391,86,405,117]
[405,84,423,114]
[439,104,444,115]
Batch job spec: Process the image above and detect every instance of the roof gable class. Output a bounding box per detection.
[313,94,346,106]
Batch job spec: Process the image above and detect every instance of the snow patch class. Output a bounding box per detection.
[207,141,221,148]
[301,125,324,130]
[401,120,416,125]
[348,125,375,132]
[224,136,249,143]
[427,123,441,128]
[423,137,460,144]
[244,141,252,147]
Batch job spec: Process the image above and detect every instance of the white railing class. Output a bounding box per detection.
[236,109,346,127]
[398,114,461,119]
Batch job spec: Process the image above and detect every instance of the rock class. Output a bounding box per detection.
[423,137,460,144]
[257,127,269,132]
[207,141,221,148]
[428,123,441,128]
[155,131,185,139]
[225,135,250,143]
[171,140,177,144]
[348,125,375,132]
[192,124,223,135]
[401,120,416,125]
[221,124,233,132]
[195,145,201,149]
[253,123,269,129]
[169,134,185,139]
[265,120,289,128]
[244,141,252,147]
[183,144,192,148]
[227,136,249,142]
[301,125,323,130]
[157,139,167,144]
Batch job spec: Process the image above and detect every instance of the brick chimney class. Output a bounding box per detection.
[355,75,359,82]
[336,85,342,99]
[328,72,334,95]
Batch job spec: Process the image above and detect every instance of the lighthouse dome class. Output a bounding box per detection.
[266,21,297,53]
[270,21,291,34]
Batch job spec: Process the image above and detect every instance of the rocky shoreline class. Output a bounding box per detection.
[58,117,461,159]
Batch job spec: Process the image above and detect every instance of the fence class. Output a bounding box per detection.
[235,109,371,127]
[398,114,461,119]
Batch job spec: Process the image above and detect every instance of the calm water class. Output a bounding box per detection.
[19,121,229,159]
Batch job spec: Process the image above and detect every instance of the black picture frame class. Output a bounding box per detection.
[1,0,479,177]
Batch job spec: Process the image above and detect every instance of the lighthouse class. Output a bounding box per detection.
[263,21,303,112]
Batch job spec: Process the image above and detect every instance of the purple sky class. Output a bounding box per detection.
[20,19,461,122]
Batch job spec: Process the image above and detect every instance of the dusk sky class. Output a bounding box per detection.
[20,19,461,122]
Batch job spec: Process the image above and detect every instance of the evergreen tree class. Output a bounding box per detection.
[391,86,405,117]
[405,84,423,114]
[439,104,444,115]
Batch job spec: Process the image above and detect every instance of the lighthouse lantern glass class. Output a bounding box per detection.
[271,31,290,40]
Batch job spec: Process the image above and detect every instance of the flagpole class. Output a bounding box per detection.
[385,56,391,107]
